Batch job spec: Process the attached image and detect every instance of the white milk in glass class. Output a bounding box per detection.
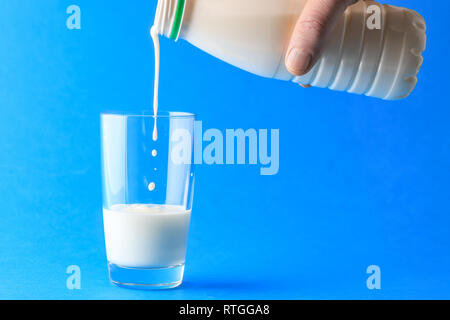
[104,204,191,268]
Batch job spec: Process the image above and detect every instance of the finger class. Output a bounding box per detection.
[286,0,358,76]
[300,84,312,88]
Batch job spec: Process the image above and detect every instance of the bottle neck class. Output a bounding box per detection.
[153,0,186,40]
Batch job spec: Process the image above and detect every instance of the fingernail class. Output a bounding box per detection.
[286,48,312,76]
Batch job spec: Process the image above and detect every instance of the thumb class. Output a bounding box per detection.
[285,0,358,76]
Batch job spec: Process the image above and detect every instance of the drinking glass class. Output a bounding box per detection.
[100,111,195,289]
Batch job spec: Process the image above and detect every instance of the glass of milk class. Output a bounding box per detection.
[100,111,195,289]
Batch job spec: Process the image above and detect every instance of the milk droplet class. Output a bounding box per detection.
[148,182,156,191]
[152,149,157,157]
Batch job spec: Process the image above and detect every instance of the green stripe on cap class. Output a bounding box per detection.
[169,0,186,40]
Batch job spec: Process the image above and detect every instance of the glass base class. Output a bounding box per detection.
[108,262,185,290]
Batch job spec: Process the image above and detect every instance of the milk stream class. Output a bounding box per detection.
[150,26,160,142]
[149,19,162,191]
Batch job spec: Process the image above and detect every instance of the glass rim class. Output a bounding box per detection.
[101,111,196,119]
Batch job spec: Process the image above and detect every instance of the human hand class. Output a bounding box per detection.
[285,0,359,77]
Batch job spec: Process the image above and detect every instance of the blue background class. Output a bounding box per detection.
[0,0,448,299]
